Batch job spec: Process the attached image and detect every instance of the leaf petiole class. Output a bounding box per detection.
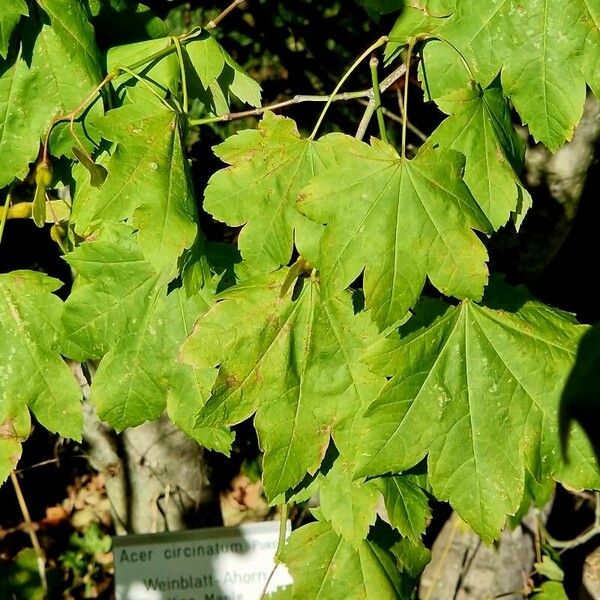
[173,36,189,115]
[369,56,388,143]
[310,36,388,140]
[401,40,415,158]
[0,193,10,248]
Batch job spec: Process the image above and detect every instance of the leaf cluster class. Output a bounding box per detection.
[1,0,599,596]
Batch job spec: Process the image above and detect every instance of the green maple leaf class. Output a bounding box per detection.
[0,59,42,188]
[183,32,260,114]
[204,112,337,273]
[71,93,197,270]
[0,271,82,484]
[384,0,454,61]
[355,280,600,541]
[532,581,568,600]
[280,517,410,599]
[61,232,219,439]
[185,32,226,90]
[376,473,431,542]
[0,0,27,58]
[0,0,102,187]
[320,459,380,545]
[181,269,384,498]
[108,38,181,94]
[391,0,600,150]
[427,84,531,230]
[299,135,491,330]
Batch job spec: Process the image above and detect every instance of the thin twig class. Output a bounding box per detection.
[173,36,189,115]
[545,491,600,550]
[258,563,279,600]
[42,72,113,165]
[357,97,427,141]
[189,90,372,126]
[15,455,88,474]
[355,63,406,140]
[10,471,48,593]
[311,36,388,140]
[206,0,245,30]
[547,525,600,550]
[258,505,289,600]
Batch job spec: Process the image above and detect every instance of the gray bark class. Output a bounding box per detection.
[419,512,538,600]
[71,362,216,535]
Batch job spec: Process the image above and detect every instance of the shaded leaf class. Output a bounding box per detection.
[376,474,431,541]
[185,32,225,89]
[0,0,27,59]
[428,84,531,229]
[107,37,180,94]
[320,459,380,545]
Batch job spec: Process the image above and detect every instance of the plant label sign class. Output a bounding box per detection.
[113,521,292,599]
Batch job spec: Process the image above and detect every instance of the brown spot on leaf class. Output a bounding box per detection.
[0,418,16,439]
[225,375,239,389]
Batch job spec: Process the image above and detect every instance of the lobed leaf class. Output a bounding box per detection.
[280,518,411,600]
[376,474,431,542]
[204,112,337,273]
[61,233,221,444]
[72,94,197,270]
[427,84,531,229]
[0,271,82,483]
[299,135,491,330]
[391,0,600,150]
[181,269,384,499]
[0,0,103,187]
[356,280,600,541]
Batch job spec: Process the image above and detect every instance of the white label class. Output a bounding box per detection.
[113,521,292,600]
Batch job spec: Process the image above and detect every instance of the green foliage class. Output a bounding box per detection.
[300,137,491,329]
[0,549,46,600]
[0,271,82,483]
[1,0,599,596]
[389,0,600,151]
[0,0,27,59]
[280,516,413,599]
